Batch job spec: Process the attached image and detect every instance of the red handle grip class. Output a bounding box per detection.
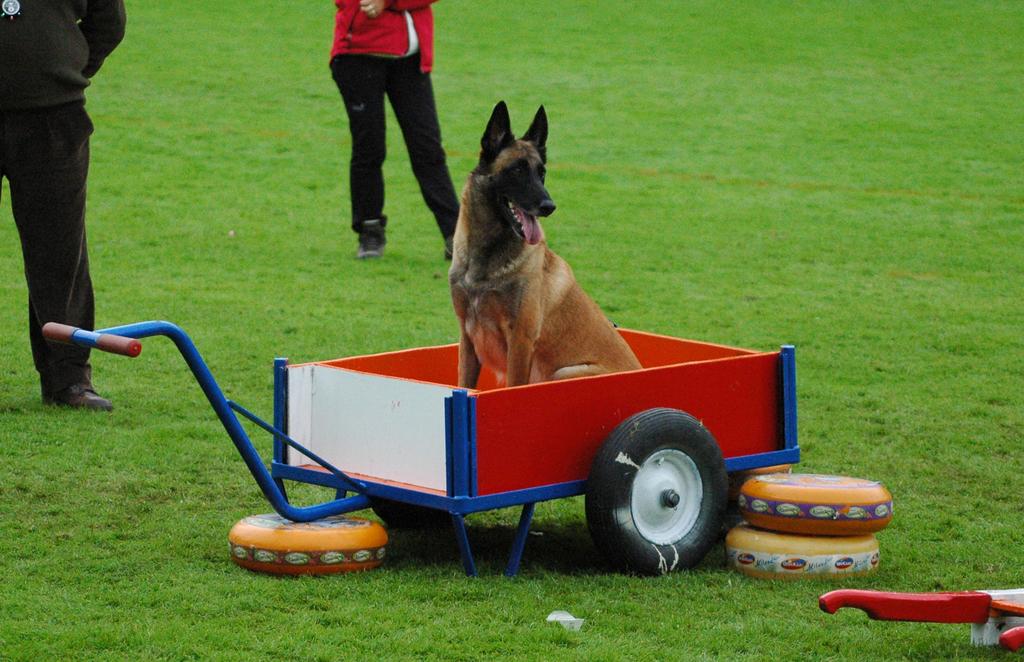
[1001,626,1024,652]
[819,589,992,624]
[96,333,142,357]
[42,322,142,358]
[42,322,77,344]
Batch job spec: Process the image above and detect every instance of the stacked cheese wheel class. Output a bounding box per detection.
[726,472,892,579]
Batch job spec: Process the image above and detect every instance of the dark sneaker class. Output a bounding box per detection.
[43,383,113,411]
[357,219,386,259]
[444,235,453,261]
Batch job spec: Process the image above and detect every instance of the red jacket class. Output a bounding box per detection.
[332,0,439,73]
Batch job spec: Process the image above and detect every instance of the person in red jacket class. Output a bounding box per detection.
[331,0,460,259]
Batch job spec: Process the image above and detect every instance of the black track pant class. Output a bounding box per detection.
[0,101,95,395]
[331,53,459,238]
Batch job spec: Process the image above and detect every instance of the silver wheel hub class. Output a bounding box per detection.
[631,449,703,544]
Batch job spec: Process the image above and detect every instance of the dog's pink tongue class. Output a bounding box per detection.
[522,213,544,245]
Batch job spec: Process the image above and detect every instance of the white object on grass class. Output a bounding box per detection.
[547,610,584,631]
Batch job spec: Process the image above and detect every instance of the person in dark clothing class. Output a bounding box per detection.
[330,0,460,260]
[0,0,126,410]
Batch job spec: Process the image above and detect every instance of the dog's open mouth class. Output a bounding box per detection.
[504,199,545,245]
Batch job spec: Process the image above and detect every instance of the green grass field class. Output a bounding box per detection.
[2,1,1022,659]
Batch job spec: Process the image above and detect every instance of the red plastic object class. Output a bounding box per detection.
[1000,626,1024,652]
[819,589,993,624]
[96,333,143,357]
[43,322,142,357]
[41,322,76,344]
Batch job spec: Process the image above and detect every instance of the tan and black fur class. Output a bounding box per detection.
[448,101,641,388]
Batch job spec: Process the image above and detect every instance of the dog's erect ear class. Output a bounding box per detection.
[522,106,548,158]
[481,101,514,163]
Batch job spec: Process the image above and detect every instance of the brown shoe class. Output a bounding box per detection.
[43,383,113,411]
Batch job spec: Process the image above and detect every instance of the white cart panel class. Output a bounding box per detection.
[286,364,452,492]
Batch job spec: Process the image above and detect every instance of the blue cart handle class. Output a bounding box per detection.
[46,320,370,522]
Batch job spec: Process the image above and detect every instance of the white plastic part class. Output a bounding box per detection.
[972,589,1024,647]
[547,610,585,631]
[630,449,702,544]
[286,364,452,491]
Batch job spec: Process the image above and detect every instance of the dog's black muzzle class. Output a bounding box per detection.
[537,198,556,217]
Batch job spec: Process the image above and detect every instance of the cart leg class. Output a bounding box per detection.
[272,358,290,503]
[504,503,536,577]
[451,514,477,577]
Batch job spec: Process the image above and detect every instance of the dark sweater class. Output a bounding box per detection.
[0,0,126,111]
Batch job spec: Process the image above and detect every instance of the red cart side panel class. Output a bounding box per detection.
[618,329,757,368]
[473,351,782,496]
[317,345,459,386]
[311,346,504,391]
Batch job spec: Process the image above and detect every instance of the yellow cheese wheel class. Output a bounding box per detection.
[726,524,879,579]
[738,473,893,535]
[228,513,388,575]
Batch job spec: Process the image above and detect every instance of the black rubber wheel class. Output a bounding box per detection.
[585,408,728,575]
[370,499,451,529]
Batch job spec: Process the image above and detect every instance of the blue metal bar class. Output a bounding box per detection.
[449,390,471,498]
[274,463,590,514]
[504,503,536,577]
[780,345,799,453]
[274,462,370,491]
[451,514,477,577]
[452,481,585,514]
[468,396,478,497]
[272,358,289,499]
[273,358,288,465]
[89,320,369,522]
[724,448,801,472]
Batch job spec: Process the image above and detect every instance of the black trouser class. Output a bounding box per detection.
[0,101,95,395]
[331,53,459,238]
